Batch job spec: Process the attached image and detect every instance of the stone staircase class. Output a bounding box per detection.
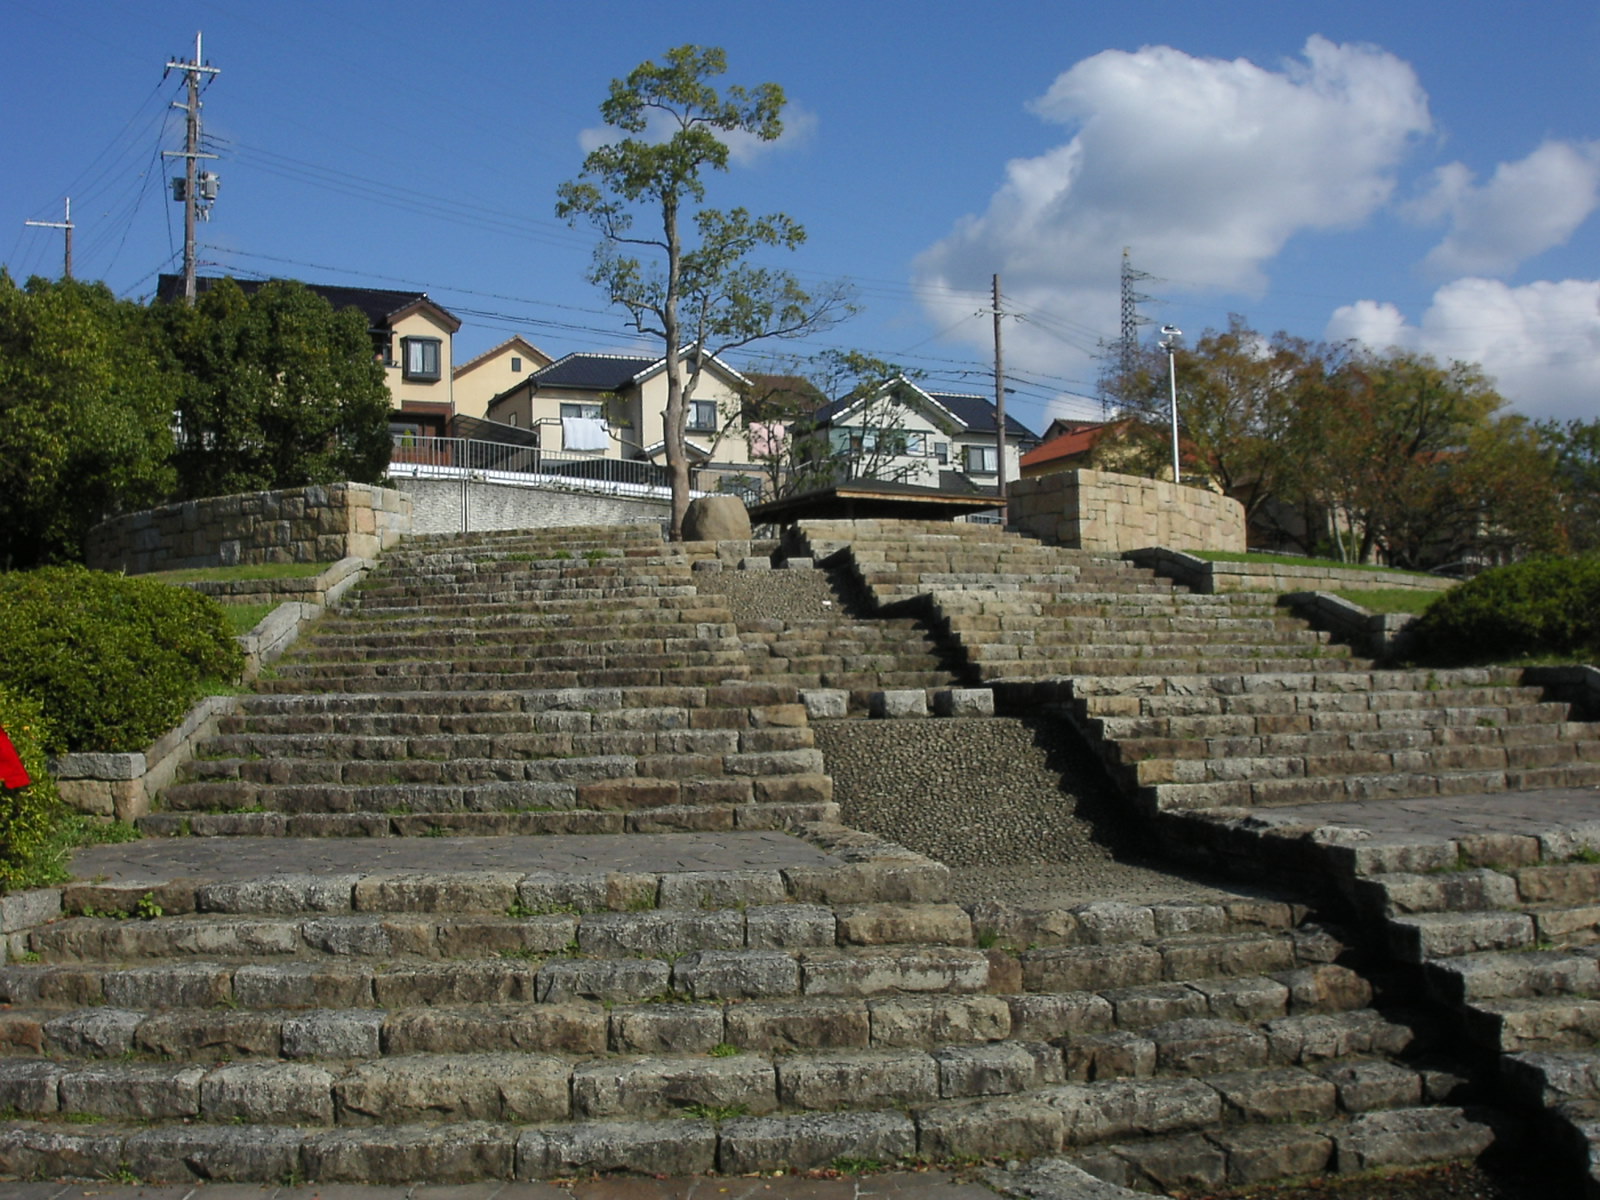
[791,517,1600,1192]
[0,521,1512,1190]
[794,519,1600,814]
[694,564,967,711]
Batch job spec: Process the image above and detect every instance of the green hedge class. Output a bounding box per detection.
[1408,557,1600,665]
[0,567,244,754]
[0,686,70,891]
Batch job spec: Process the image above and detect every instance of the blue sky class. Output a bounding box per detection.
[6,1,1598,434]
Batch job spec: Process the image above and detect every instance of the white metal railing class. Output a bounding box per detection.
[387,434,678,499]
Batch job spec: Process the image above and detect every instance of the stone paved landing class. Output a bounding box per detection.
[1218,786,1600,850]
[68,832,840,885]
[0,1163,1119,1198]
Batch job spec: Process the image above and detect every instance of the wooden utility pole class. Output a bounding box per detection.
[992,273,1008,523]
[23,198,73,279]
[164,32,220,306]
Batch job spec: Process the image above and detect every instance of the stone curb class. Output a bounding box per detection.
[1125,546,1453,597]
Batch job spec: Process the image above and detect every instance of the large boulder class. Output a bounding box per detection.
[683,496,752,542]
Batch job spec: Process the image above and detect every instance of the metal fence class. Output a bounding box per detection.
[388,435,677,499]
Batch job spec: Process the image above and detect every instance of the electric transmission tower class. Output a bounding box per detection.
[1106,247,1155,417]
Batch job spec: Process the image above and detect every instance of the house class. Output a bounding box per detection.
[485,351,759,488]
[452,335,554,421]
[1021,417,1136,478]
[157,276,463,440]
[807,377,1038,495]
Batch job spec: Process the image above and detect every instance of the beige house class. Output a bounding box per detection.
[452,335,554,421]
[486,351,756,474]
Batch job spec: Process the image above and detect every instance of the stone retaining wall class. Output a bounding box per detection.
[86,484,411,575]
[394,477,669,536]
[1128,546,1455,595]
[1008,469,1245,553]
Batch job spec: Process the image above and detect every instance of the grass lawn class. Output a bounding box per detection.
[222,603,278,635]
[1192,550,1439,579]
[145,561,335,584]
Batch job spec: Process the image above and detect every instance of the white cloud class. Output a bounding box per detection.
[577,104,816,166]
[913,35,1432,400]
[1408,140,1600,277]
[1327,277,1600,422]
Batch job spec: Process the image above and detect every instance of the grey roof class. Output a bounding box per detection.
[814,382,1036,441]
[532,353,656,391]
[926,391,1037,440]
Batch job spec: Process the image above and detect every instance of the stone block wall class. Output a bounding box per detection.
[85,484,412,575]
[1008,469,1245,553]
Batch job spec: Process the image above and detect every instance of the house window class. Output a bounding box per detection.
[401,337,441,382]
[511,356,522,372]
[966,445,999,473]
[688,400,719,432]
[507,414,518,428]
[905,432,927,456]
[934,442,949,465]
[561,402,604,420]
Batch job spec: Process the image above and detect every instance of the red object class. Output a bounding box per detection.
[0,728,30,790]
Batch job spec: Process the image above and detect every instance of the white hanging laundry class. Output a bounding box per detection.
[562,417,609,452]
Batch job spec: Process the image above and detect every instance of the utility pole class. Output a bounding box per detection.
[992,273,1008,522]
[164,32,221,306]
[24,198,73,279]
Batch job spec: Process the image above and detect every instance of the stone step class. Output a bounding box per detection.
[1110,723,1594,776]
[0,1059,1472,1185]
[230,683,800,721]
[983,656,1367,681]
[187,725,811,769]
[138,797,837,839]
[285,635,743,663]
[254,665,751,694]
[269,649,750,678]
[1503,1049,1600,1108]
[1360,864,1600,919]
[1091,696,1581,740]
[158,763,831,817]
[1117,737,1600,791]
[1141,760,1600,812]
[4,959,1372,1068]
[1422,949,1600,1005]
[1461,996,1600,1053]
[1063,1104,1494,1196]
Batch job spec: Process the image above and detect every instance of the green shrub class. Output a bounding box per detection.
[1408,556,1600,665]
[0,567,244,754]
[0,686,71,891]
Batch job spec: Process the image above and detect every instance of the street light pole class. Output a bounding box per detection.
[1160,325,1182,484]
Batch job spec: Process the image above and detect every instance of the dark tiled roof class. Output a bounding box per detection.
[532,353,657,391]
[155,275,460,330]
[927,391,1037,440]
[813,383,1036,441]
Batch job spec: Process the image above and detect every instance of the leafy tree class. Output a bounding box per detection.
[1171,318,1335,526]
[155,278,391,499]
[0,273,177,568]
[557,45,853,537]
[1538,418,1600,552]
